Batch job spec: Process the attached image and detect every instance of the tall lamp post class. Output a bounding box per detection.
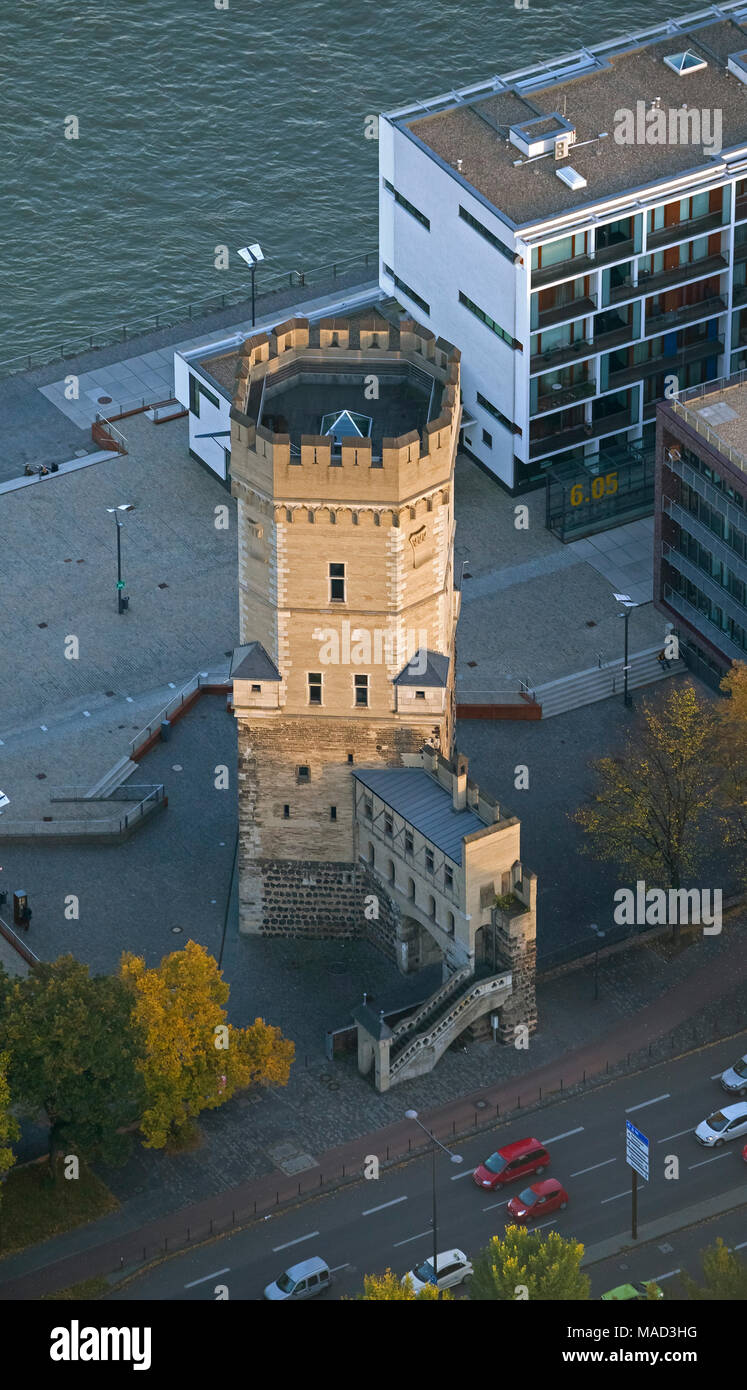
[106,505,133,613]
[614,592,638,707]
[405,1109,463,1296]
[237,243,265,328]
[589,922,606,1001]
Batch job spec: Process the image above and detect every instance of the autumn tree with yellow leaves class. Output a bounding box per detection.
[468,1226,590,1301]
[358,1269,449,1300]
[120,941,294,1149]
[0,1051,19,1198]
[573,683,720,890]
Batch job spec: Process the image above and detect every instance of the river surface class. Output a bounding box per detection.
[3,0,682,361]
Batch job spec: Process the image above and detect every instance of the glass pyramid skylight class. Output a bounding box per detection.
[320,409,373,443]
[663,50,707,74]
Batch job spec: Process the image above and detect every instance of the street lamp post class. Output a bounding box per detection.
[405,1109,462,1296]
[589,922,606,1000]
[237,243,265,327]
[106,505,133,613]
[614,592,638,707]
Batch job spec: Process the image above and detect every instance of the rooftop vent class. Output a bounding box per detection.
[663,50,707,75]
[728,49,747,85]
[556,166,587,192]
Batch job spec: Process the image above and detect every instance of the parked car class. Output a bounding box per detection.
[403,1249,473,1294]
[506,1178,568,1223]
[601,1281,663,1301]
[695,1102,747,1146]
[720,1054,747,1097]
[473,1137,550,1191]
[263,1256,331,1300]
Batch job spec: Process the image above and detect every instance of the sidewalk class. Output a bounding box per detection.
[1,932,745,1300]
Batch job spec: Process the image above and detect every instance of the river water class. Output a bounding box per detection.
[3,0,681,361]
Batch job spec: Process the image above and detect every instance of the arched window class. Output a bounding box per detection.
[368,842,375,866]
[408,878,416,901]
[428,895,436,921]
[447,912,455,936]
[387,859,395,883]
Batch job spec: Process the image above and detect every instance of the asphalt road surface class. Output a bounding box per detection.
[586,1206,747,1298]
[110,1034,747,1301]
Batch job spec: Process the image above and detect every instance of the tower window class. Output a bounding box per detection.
[354,674,369,706]
[251,684,261,693]
[447,912,455,935]
[297,765,310,783]
[384,813,393,837]
[415,690,426,700]
[444,864,453,891]
[283,805,290,819]
[330,805,337,821]
[308,672,322,705]
[405,830,414,856]
[329,562,346,602]
[425,848,434,874]
[364,797,373,820]
[347,752,354,764]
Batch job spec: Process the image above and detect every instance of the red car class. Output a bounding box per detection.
[473,1137,550,1191]
[506,1178,569,1223]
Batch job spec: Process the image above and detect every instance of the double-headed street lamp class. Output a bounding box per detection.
[237,243,265,328]
[106,505,133,613]
[405,1109,463,1296]
[614,592,638,707]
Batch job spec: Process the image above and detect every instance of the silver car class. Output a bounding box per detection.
[263,1256,331,1300]
[695,1102,747,1146]
[720,1054,747,1097]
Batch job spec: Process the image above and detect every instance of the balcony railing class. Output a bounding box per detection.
[662,543,747,627]
[736,195,747,223]
[531,238,635,289]
[530,406,634,458]
[608,337,723,390]
[644,296,726,336]
[536,292,597,331]
[638,253,728,297]
[663,495,746,573]
[663,588,747,664]
[646,210,725,252]
[532,379,596,416]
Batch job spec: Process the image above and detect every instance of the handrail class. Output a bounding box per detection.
[0,785,165,838]
[390,971,512,1077]
[0,248,377,379]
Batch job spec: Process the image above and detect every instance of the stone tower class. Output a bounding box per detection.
[228,309,462,938]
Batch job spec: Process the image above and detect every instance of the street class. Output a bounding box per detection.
[109,1033,747,1300]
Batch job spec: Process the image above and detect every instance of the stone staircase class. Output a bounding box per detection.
[84,755,138,799]
[388,965,512,1086]
[532,644,686,719]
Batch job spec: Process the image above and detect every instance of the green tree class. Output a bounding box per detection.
[120,940,294,1149]
[0,956,143,1176]
[469,1226,590,1300]
[716,661,747,890]
[573,683,719,890]
[0,1050,19,1196]
[680,1238,747,1300]
[359,1269,448,1300]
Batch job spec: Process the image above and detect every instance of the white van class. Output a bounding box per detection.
[263,1256,331,1300]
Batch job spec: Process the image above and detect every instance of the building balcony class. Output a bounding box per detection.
[644,295,726,336]
[736,195,747,223]
[662,543,747,628]
[530,337,594,374]
[638,253,728,297]
[733,283,747,308]
[663,588,747,664]
[531,379,596,417]
[608,337,723,391]
[665,452,747,522]
[531,238,635,289]
[536,293,597,331]
[646,210,725,252]
[663,496,747,574]
[530,406,634,459]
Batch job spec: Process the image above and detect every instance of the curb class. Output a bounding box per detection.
[582,1186,747,1266]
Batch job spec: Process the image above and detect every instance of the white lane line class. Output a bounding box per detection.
[600,1190,631,1204]
[625,1094,670,1114]
[657,1128,693,1144]
[711,1072,724,1079]
[451,1169,475,1181]
[272,1231,320,1253]
[688,1152,733,1170]
[329,1263,351,1273]
[483,1200,507,1211]
[184,1267,230,1288]
[533,1219,558,1231]
[652,1268,681,1282]
[393,1230,431,1248]
[735,1240,747,1251]
[544,1127,584,1143]
[362,1196,408,1216]
[570,1157,617,1177]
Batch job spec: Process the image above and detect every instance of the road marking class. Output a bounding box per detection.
[652,1268,681,1282]
[711,1072,723,1079]
[451,1169,475,1181]
[533,1219,558,1231]
[600,1190,631,1204]
[362,1196,407,1216]
[329,1263,351,1273]
[483,1200,507,1211]
[393,1230,431,1247]
[625,1094,670,1114]
[570,1157,617,1177]
[272,1231,320,1253]
[657,1128,693,1144]
[543,1127,584,1143]
[688,1152,733,1170]
[735,1240,747,1251]
[184,1267,230,1288]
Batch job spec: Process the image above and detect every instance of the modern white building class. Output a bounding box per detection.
[379,3,747,533]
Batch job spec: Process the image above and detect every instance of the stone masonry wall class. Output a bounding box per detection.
[237,855,400,962]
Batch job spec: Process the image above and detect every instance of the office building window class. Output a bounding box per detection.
[459,206,518,262]
[382,264,430,316]
[477,391,521,435]
[383,180,430,230]
[308,672,322,705]
[354,674,369,706]
[482,429,493,449]
[329,562,345,602]
[459,291,521,349]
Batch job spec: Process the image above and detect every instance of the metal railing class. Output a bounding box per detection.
[0,786,165,840]
[671,369,747,474]
[129,670,229,756]
[0,915,40,967]
[0,249,377,379]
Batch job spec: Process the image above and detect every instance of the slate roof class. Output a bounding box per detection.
[353,767,485,865]
[230,642,281,682]
[394,650,450,687]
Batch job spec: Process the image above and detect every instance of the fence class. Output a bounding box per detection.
[0,249,377,379]
[0,785,165,842]
[129,671,230,758]
[0,914,39,968]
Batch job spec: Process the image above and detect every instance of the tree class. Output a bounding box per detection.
[359,1269,448,1300]
[0,956,143,1176]
[0,1050,19,1196]
[120,940,294,1149]
[573,683,719,889]
[680,1238,747,1300]
[716,661,747,890]
[468,1226,590,1300]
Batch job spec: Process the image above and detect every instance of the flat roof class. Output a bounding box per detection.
[354,767,486,865]
[672,374,747,470]
[399,12,747,227]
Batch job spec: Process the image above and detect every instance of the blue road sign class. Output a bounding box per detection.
[626,1119,650,1181]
